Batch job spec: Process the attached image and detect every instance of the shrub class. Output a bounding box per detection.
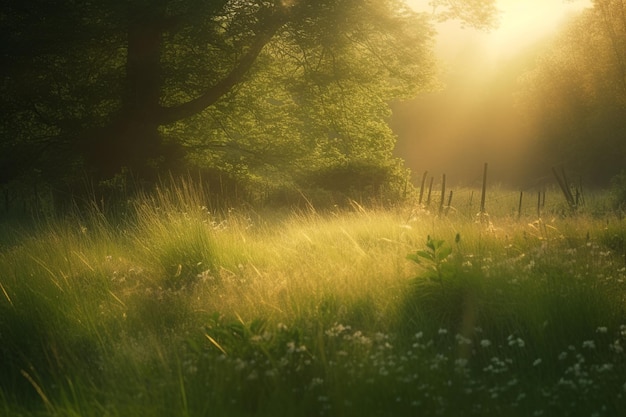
[298,159,408,202]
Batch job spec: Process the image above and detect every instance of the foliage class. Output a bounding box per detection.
[406,235,454,283]
[295,159,408,202]
[429,0,499,30]
[1,0,500,208]
[517,0,626,183]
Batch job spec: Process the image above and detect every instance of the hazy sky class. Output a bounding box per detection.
[408,0,592,60]
[393,0,593,186]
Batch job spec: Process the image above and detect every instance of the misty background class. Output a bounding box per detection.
[391,0,596,188]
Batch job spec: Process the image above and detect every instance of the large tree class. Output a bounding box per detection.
[1,0,497,195]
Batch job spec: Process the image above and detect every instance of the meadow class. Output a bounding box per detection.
[1,181,625,416]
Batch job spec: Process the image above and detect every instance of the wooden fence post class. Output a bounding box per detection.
[480,163,488,217]
[552,167,576,210]
[445,190,453,216]
[418,171,428,205]
[426,176,434,207]
[439,174,446,215]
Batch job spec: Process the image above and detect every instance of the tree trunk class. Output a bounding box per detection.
[87,12,172,181]
[85,6,287,182]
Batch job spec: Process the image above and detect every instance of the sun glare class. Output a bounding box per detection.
[408,0,593,61]
[394,0,595,185]
[484,0,593,58]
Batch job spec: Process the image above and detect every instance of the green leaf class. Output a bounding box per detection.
[416,250,435,260]
[436,245,452,261]
[406,253,423,264]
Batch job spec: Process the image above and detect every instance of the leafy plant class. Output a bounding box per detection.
[407,236,454,284]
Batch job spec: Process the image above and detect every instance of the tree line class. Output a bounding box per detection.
[517,0,626,185]
[0,0,499,211]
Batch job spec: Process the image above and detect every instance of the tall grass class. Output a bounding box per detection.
[1,180,625,416]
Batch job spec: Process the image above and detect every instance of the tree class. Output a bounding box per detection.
[593,0,626,90]
[1,0,497,199]
[428,0,499,29]
[517,1,626,184]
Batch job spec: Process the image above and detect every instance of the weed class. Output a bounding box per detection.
[406,236,455,284]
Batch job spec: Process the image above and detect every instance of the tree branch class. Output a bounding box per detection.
[157,13,287,125]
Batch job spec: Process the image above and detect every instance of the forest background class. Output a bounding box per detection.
[2,0,625,213]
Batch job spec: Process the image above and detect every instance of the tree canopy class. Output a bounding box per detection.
[517,0,626,184]
[1,0,497,205]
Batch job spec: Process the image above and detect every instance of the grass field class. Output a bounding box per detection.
[1,181,625,416]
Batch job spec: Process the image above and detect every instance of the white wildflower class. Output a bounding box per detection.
[582,340,596,349]
[611,340,624,354]
[325,323,351,337]
[310,377,323,388]
[508,337,525,348]
[456,334,472,345]
[455,358,468,368]
[374,332,388,341]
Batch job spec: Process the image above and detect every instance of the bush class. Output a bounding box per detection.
[297,159,408,203]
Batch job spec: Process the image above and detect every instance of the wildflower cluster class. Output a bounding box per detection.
[182,319,626,416]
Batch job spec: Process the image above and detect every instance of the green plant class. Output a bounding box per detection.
[407,236,454,284]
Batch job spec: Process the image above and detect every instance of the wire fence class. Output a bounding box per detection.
[408,165,615,221]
